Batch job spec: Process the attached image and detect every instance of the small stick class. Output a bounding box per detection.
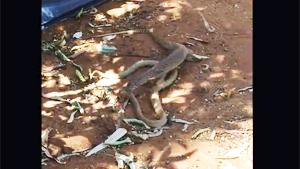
[186,35,209,44]
[91,29,138,38]
[88,22,112,28]
[199,12,216,33]
[112,53,151,58]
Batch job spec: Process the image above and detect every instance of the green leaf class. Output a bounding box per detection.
[76,8,84,19]
[75,69,86,83]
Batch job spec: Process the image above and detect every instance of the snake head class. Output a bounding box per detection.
[118,88,130,102]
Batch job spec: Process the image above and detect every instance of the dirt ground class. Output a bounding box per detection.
[42,0,252,168]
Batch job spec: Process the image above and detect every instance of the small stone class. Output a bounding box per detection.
[73,32,83,39]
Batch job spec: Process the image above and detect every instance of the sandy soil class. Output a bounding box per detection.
[42,0,252,168]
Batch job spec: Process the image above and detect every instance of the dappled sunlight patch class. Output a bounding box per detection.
[208,72,225,79]
[179,0,192,8]
[43,100,63,108]
[56,25,65,32]
[60,135,92,152]
[72,39,96,48]
[185,107,208,117]
[80,95,99,105]
[193,6,207,11]
[65,105,75,111]
[200,80,211,89]
[52,133,66,139]
[42,90,82,98]
[96,70,120,86]
[92,101,105,110]
[112,57,122,63]
[230,69,243,79]
[162,88,191,104]
[57,74,71,87]
[42,79,57,88]
[157,14,168,22]
[190,98,196,103]
[118,65,125,72]
[168,142,192,155]
[211,66,222,72]
[42,110,53,117]
[58,115,68,121]
[177,82,194,89]
[93,13,107,22]
[159,0,183,20]
[84,107,93,113]
[162,96,186,104]
[79,116,99,125]
[82,126,96,132]
[167,89,192,98]
[241,101,253,118]
[106,2,140,18]
[216,54,226,63]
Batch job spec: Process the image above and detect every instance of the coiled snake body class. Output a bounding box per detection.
[120,60,178,128]
[119,29,206,128]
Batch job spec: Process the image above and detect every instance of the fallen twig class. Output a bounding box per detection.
[186,36,209,43]
[199,12,216,33]
[88,22,112,28]
[238,86,253,94]
[90,29,138,38]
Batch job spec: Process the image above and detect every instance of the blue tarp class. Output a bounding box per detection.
[42,0,107,26]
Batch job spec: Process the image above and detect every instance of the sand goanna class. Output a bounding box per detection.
[119,29,209,128]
